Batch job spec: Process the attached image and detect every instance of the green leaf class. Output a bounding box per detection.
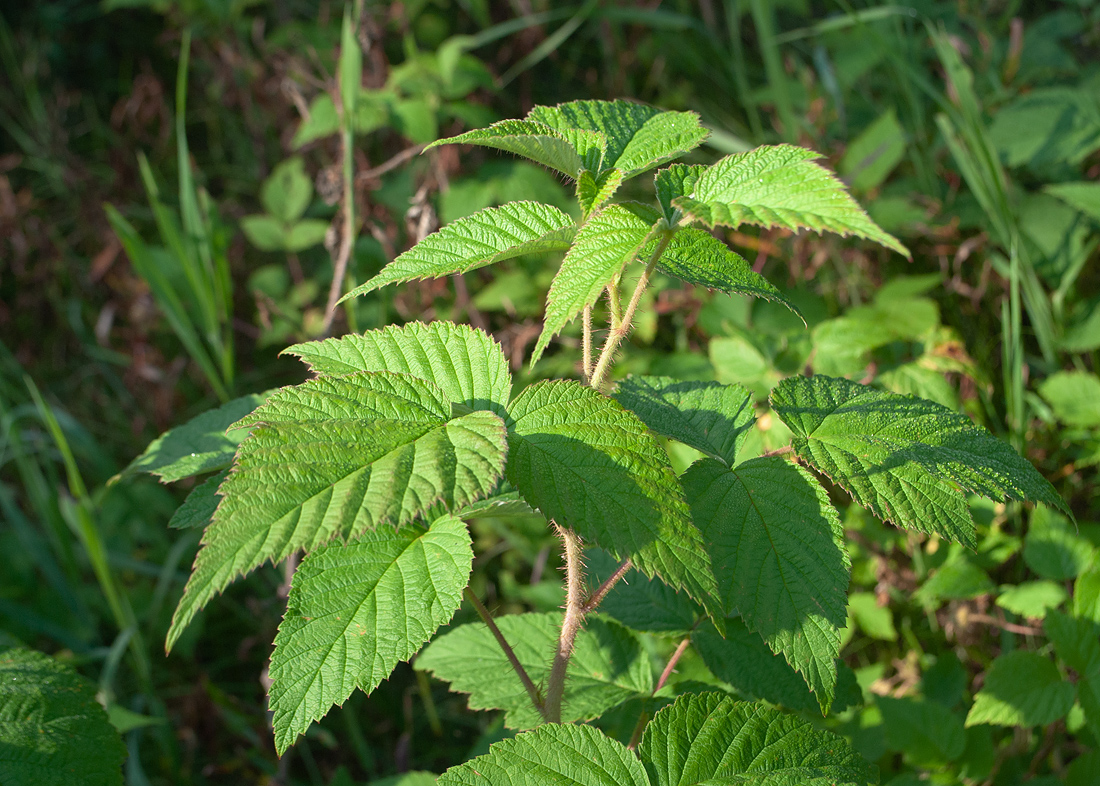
[914,556,994,608]
[417,613,652,729]
[1024,506,1096,581]
[528,100,708,179]
[426,119,600,179]
[995,580,1067,619]
[1076,559,1100,623]
[578,168,624,214]
[166,386,507,651]
[293,93,340,148]
[453,486,538,519]
[838,109,906,193]
[122,392,268,483]
[672,145,909,256]
[771,374,1070,547]
[261,156,313,224]
[655,164,703,223]
[1038,370,1100,428]
[655,228,804,321]
[1068,751,1100,786]
[437,723,649,786]
[506,380,721,620]
[682,456,849,713]
[269,515,472,754]
[338,5,361,128]
[1045,609,1100,678]
[342,202,575,300]
[0,647,126,786]
[876,695,964,766]
[241,214,288,251]
[965,651,1076,727]
[847,592,897,641]
[589,549,703,636]
[168,471,226,529]
[615,376,754,467]
[639,693,877,786]
[285,322,512,416]
[285,219,330,252]
[1045,181,1100,222]
[533,206,655,364]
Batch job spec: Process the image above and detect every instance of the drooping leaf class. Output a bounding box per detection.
[285,322,512,416]
[578,168,624,214]
[1044,609,1100,678]
[772,374,1070,547]
[655,164,704,223]
[506,380,721,620]
[0,647,126,786]
[168,471,226,530]
[528,100,708,179]
[656,228,804,321]
[533,206,655,364]
[269,515,472,754]
[121,392,268,483]
[426,119,601,179]
[417,613,652,729]
[341,202,575,300]
[672,144,909,256]
[682,456,849,712]
[639,693,877,786]
[965,651,1075,727]
[437,723,649,786]
[167,380,507,650]
[614,376,755,466]
[877,695,965,766]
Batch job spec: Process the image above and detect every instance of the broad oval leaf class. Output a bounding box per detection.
[965,651,1075,728]
[672,144,908,256]
[285,322,512,416]
[426,119,601,179]
[341,202,576,301]
[417,612,652,729]
[505,380,721,620]
[639,692,877,786]
[682,456,849,712]
[437,723,649,786]
[771,374,1070,547]
[0,647,126,786]
[269,515,472,754]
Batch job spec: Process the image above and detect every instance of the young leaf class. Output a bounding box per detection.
[965,651,1075,727]
[672,144,909,256]
[578,168,624,214]
[529,100,708,179]
[614,376,755,466]
[506,380,721,620]
[166,386,507,651]
[285,322,512,416]
[426,119,601,179]
[268,515,472,754]
[638,693,877,786]
[682,456,849,712]
[655,164,703,223]
[341,202,575,300]
[0,647,126,786]
[533,206,655,364]
[417,613,652,729]
[437,723,649,786]
[771,374,1070,547]
[168,470,226,530]
[120,392,267,483]
[261,157,313,225]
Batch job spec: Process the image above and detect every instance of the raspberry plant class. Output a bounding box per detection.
[130,100,1069,783]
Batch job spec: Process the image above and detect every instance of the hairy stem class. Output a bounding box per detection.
[464,586,547,720]
[581,558,631,613]
[545,525,585,723]
[582,305,593,383]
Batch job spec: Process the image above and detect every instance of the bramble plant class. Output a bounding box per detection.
[127,99,1070,782]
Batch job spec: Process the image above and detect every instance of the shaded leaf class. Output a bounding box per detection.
[168,471,226,530]
[965,651,1075,727]
[877,695,965,766]
[426,119,600,179]
[1044,609,1100,678]
[655,164,703,223]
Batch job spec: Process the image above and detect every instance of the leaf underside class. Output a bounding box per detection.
[426,119,600,178]
[168,470,226,530]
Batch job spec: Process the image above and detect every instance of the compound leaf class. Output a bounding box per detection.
[506,380,721,620]
[672,145,908,256]
[614,376,755,466]
[417,612,652,729]
[269,515,472,754]
[682,456,849,713]
[426,119,601,179]
[341,202,575,301]
[966,651,1075,727]
[771,375,1070,548]
[437,723,649,786]
[639,693,877,786]
[168,471,226,530]
[285,322,512,416]
[0,647,126,786]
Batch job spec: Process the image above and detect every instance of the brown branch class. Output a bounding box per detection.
[464,586,546,720]
[544,525,585,723]
[581,559,631,614]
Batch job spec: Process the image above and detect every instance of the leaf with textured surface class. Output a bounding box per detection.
[418,613,651,728]
[672,145,908,256]
[639,693,877,786]
[437,723,649,786]
[426,119,601,178]
[655,164,703,222]
[167,398,507,651]
[506,380,720,620]
[614,376,754,466]
[0,647,126,786]
[269,515,472,754]
[966,651,1075,727]
[123,393,267,482]
[533,206,655,363]
[589,549,703,635]
[578,168,624,214]
[169,471,226,530]
[285,322,512,416]
[772,375,1069,547]
[682,456,848,712]
[341,202,575,300]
